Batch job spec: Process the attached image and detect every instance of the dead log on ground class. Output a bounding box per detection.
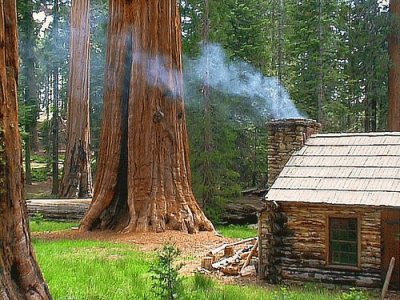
[27,199,91,221]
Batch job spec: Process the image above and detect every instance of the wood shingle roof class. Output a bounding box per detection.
[266,132,400,207]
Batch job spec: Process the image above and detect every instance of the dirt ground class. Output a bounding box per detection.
[25,180,53,199]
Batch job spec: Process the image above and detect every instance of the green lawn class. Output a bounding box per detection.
[215,224,257,239]
[30,219,78,233]
[30,221,371,300]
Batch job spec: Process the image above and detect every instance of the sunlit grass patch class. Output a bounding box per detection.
[216,224,257,239]
[29,219,78,233]
[34,239,153,300]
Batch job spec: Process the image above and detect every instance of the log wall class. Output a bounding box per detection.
[259,202,382,288]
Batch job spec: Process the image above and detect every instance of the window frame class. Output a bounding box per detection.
[326,215,361,270]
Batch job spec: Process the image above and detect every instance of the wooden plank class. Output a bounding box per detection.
[240,240,258,274]
[382,257,396,299]
[212,246,252,269]
[208,237,257,256]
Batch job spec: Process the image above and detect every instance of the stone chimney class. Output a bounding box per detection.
[267,119,321,187]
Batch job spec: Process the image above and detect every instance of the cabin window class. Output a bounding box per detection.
[329,218,358,266]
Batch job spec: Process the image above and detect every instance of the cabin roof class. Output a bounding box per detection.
[266,132,400,207]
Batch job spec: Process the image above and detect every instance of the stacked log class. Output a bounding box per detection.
[200,237,258,277]
[258,201,287,283]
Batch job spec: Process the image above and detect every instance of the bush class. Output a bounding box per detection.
[31,212,45,225]
[150,243,183,300]
[31,167,50,182]
[340,288,369,300]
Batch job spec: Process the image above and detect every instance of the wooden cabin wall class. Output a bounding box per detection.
[259,203,382,288]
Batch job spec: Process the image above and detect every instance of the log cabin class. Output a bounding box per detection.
[258,119,400,290]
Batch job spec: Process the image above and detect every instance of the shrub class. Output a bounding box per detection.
[31,212,45,225]
[150,243,183,300]
[340,288,369,300]
[31,167,49,182]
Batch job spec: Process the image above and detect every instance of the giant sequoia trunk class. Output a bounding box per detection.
[389,0,400,131]
[0,1,52,299]
[80,0,214,233]
[60,0,93,198]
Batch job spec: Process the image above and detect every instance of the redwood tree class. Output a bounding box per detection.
[80,0,214,233]
[60,0,93,198]
[0,1,52,298]
[389,0,400,131]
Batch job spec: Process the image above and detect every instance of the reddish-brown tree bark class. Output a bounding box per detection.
[0,1,52,299]
[389,0,400,131]
[80,0,214,233]
[60,0,93,198]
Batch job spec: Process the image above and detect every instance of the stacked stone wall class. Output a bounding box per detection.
[267,119,320,187]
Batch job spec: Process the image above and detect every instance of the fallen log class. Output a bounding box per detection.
[27,199,91,221]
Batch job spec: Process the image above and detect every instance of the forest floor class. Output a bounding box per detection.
[25,180,52,199]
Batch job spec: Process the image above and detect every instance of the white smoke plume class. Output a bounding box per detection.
[184,44,303,119]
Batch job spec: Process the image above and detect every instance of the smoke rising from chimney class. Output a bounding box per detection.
[184,44,303,119]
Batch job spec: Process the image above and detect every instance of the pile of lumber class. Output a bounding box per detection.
[200,237,258,277]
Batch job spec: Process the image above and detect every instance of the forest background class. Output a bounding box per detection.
[18,0,392,222]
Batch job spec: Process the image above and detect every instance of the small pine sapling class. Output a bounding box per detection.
[150,243,183,300]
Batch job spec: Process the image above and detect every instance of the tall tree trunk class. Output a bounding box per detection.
[388,0,400,131]
[80,0,214,233]
[51,0,59,196]
[317,0,325,123]
[0,1,52,299]
[51,70,59,195]
[60,0,93,198]
[277,0,284,82]
[201,0,213,208]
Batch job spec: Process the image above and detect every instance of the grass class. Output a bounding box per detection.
[30,221,366,299]
[216,224,257,239]
[29,219,78,233]
[34,239,152,300]
[34,238,341,300]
